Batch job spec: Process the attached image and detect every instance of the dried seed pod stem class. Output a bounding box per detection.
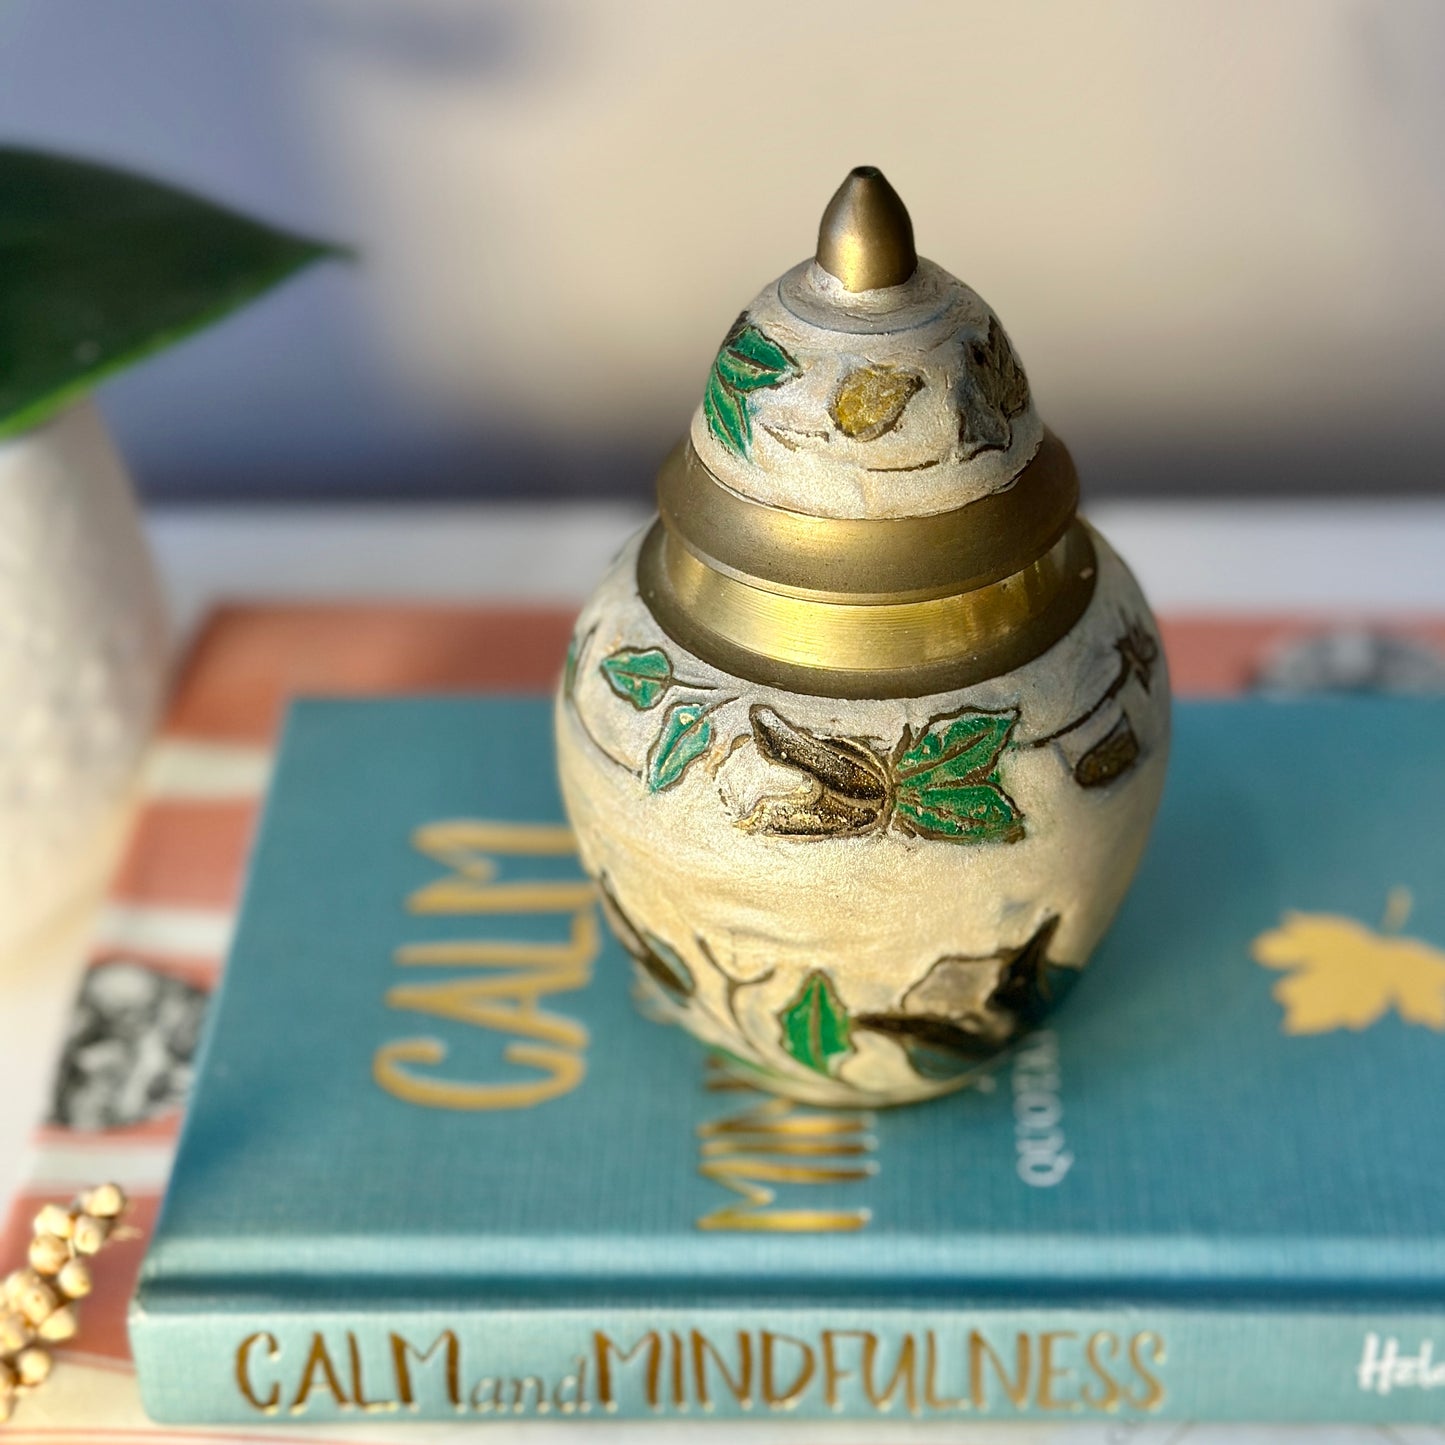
[70,1214,112,1257]
[15,1347,51,1387]
[28,1233,69,1276]
[18,1277,59,1327]
[0,1310,33,1354]
[79,1185,124,1219]
[55,1258,92,1301]
[36,1304,79,1343]
[0,1183,129,1422]
[32,1204,73,1240]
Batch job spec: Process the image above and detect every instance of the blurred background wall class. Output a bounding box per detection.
[1,0,1442,502]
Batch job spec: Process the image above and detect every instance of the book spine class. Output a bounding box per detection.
[130,1299,1445,1424]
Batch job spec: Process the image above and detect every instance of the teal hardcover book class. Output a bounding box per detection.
[131,696,1445,1424]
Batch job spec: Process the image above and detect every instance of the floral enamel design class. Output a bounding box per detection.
[703,317,800,460]
[738,704,1023,845]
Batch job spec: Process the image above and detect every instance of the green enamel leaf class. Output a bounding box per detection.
[895,711,1016,785]
[728,323,795,379]
[894,779,1020,843]
[704,319,798,459]
[0,148,347,437]
[778,970,852,1076]
[714,347,776,393]
[705,371,751,456]
[600,647,674,710]
[646,701,715,791]
[890,709,1022,844]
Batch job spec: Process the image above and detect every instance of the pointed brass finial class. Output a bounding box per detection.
[815,166,917,293]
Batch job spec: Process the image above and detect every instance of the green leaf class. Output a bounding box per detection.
[646,701,715,791]
[714,347,777,393]
[727,323,796,379]
[704,371,751,457]
[0,148,347,437]
[703,319,797,459]
[890,709,1023,844]
[778,970,852,1076]
[894,779,1021,843]
[895,710,1016,784]
[600,646,675,710]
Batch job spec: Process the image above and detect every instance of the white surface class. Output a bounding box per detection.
[5,501,1445,1443]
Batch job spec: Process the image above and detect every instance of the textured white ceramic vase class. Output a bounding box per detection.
[0,401,169,959]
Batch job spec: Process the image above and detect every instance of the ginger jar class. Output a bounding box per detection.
[556,167,1170,1106]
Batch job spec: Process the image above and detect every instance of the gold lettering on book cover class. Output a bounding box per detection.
[375,819,597,1111]
[235,1324,1167,1417]
[692,1328,754,1409]
[696,1064,875,1231]
[235,1331,282,1413]
[1125,1331,1166,1410]
[1081,1330,1123,1410]
[923,1329,966,1409]
[407,820,594,914]
[820,1330,920,1412]
[594,1330,663,1411]
[392,1330,461,1408]
[396,909,598,969]
[970,1330,1030,1409]
[290,1333,348,1412]
[760,1330,815,1408]
[1037,1330,1078,1411]
[347,1331,400,1412]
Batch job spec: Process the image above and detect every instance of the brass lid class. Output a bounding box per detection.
[639,167,1094,699]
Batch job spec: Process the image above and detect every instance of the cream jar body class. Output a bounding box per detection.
[555,168,1170,1106]
[557,524,1167,1107]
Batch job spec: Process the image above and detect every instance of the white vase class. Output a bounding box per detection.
[0,400,170,959]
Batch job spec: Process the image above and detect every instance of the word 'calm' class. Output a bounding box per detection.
[373,820,597,1112]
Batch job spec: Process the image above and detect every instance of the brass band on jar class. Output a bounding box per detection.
[654,428,1081,603]
[638,515,1099,700]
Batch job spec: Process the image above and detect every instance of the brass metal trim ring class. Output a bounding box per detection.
[656,429,1080,603]
[637,518,1098,700]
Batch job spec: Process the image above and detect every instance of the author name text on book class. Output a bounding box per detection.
[1357,1334,1445,1395]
